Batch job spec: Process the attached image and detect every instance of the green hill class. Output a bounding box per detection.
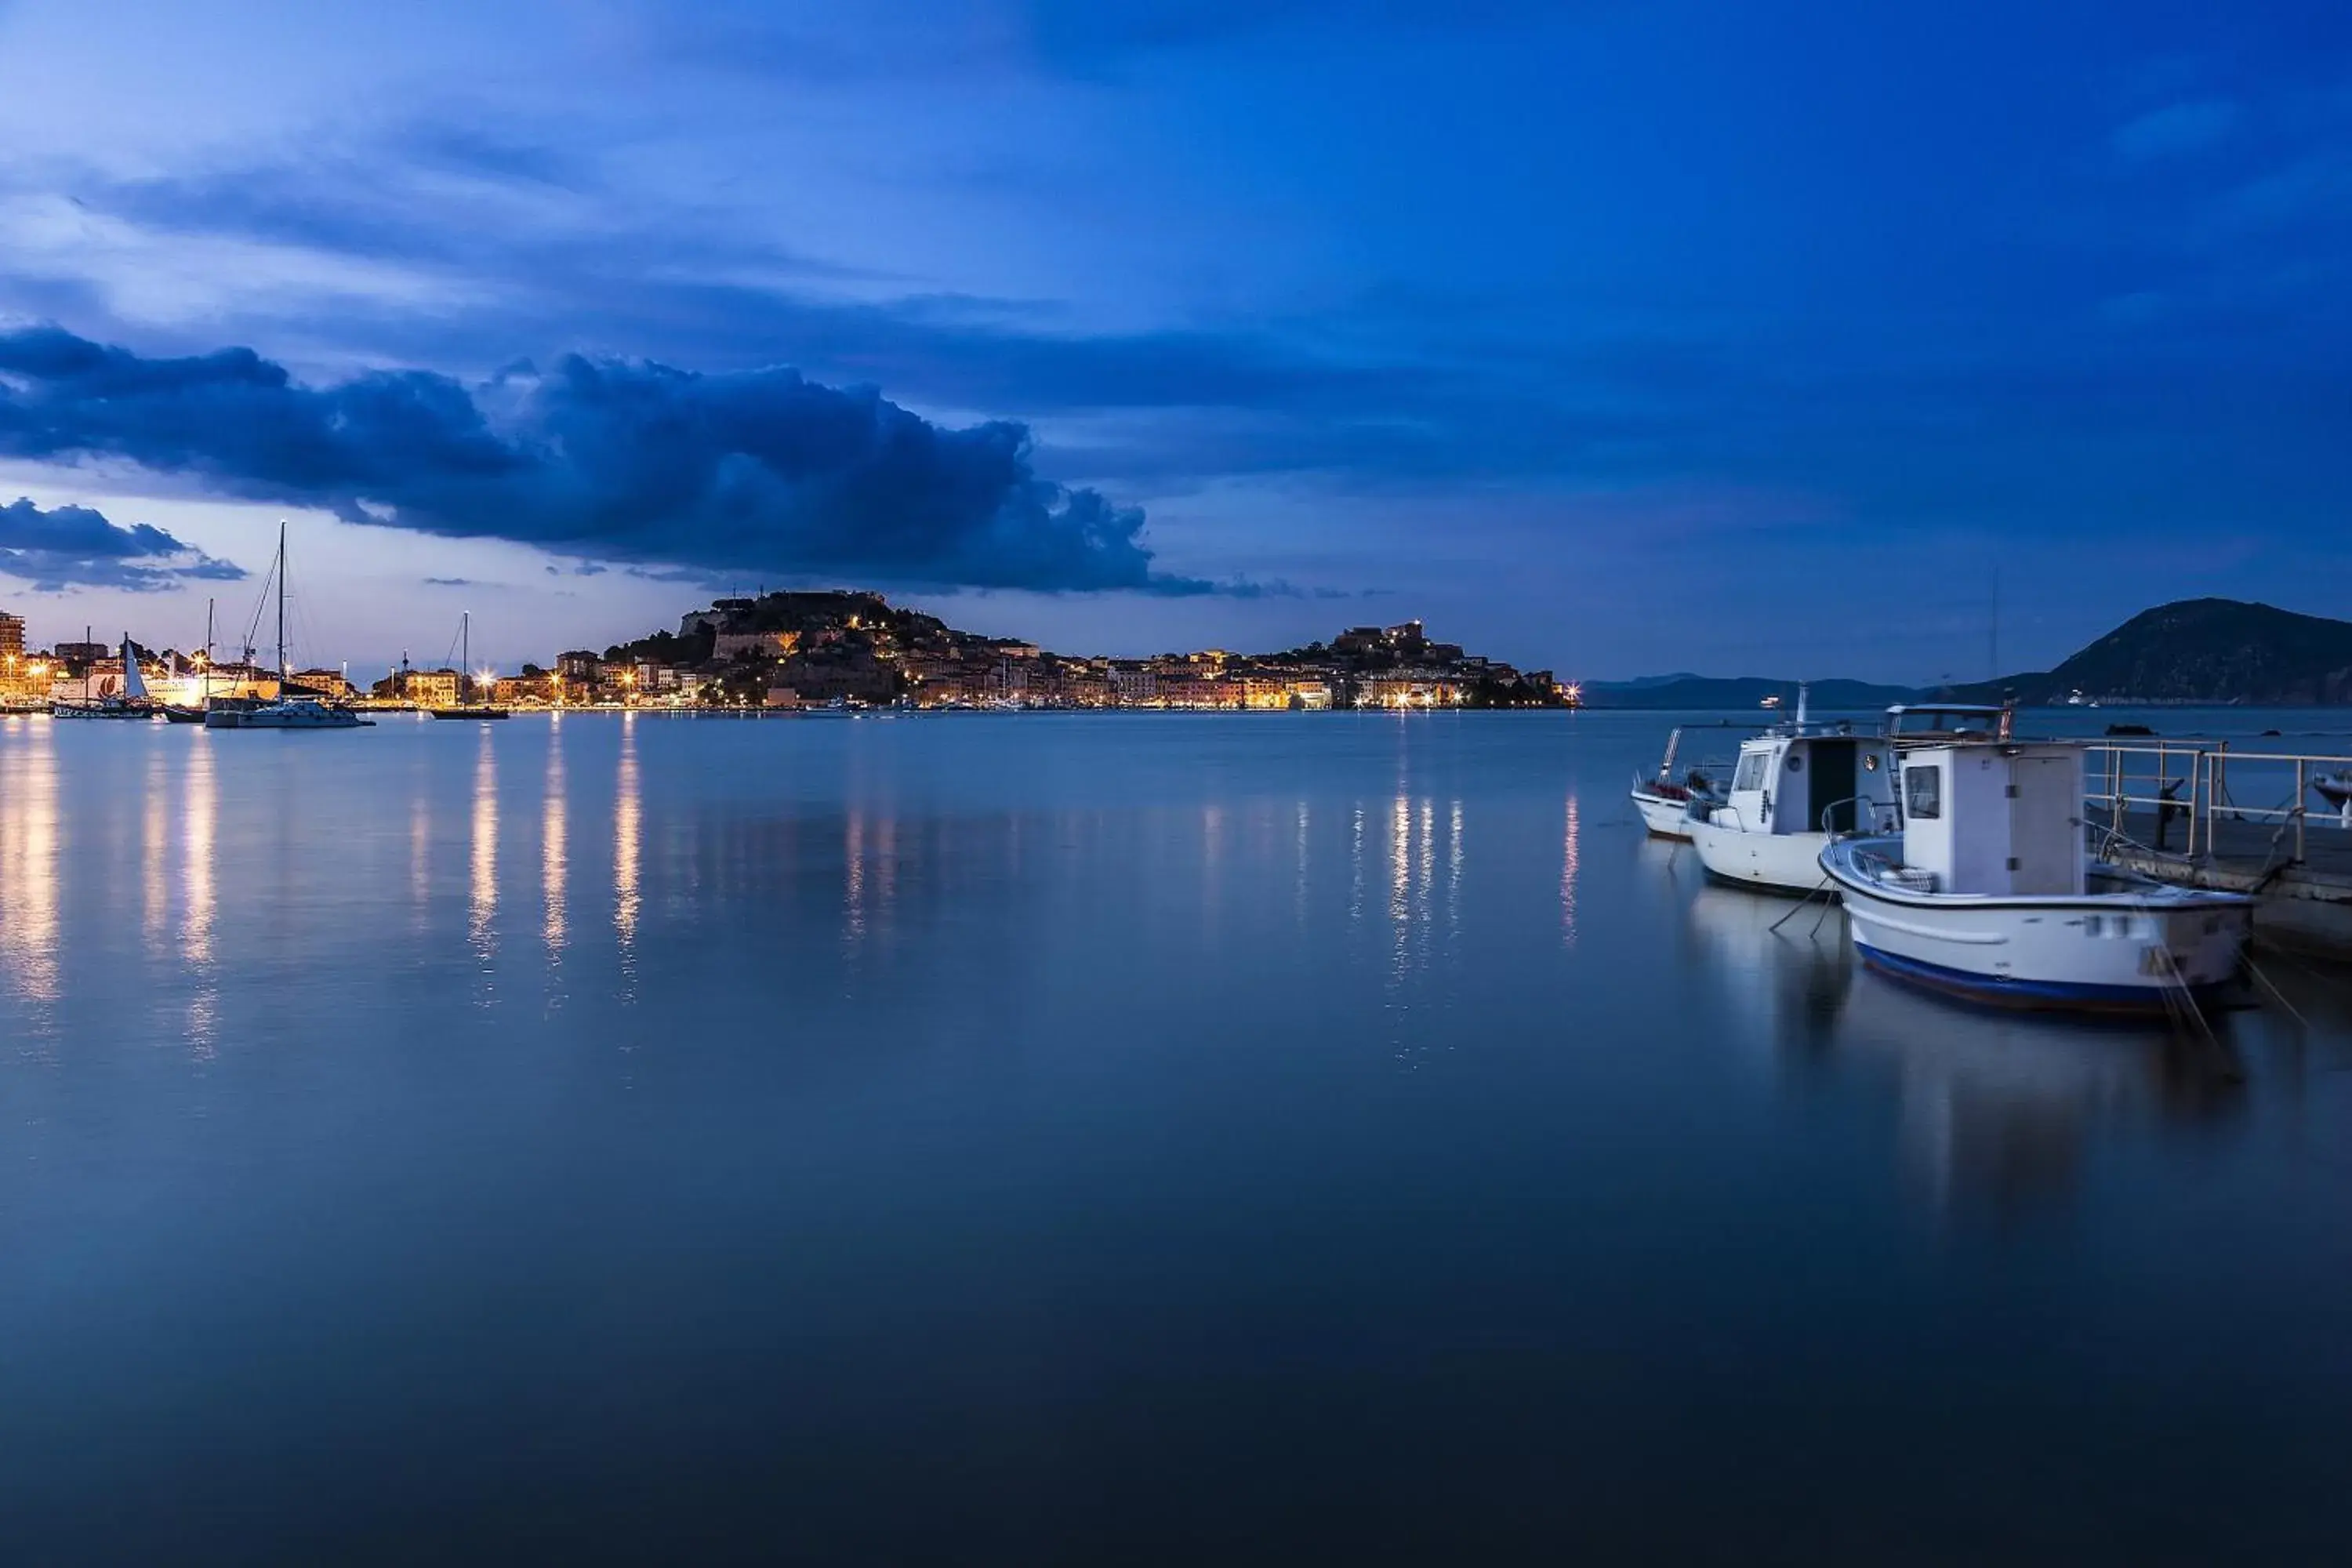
[1951,599,2352,706]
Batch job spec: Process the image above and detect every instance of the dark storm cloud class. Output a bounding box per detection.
[0,326,1216,593]
[0,496,247,592]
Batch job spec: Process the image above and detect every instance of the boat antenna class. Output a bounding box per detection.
[1795,681,1809,728]
[1989,563,2000,682]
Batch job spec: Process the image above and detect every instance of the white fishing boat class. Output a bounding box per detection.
[1819,740,2250,1013]
[1682,688,1902,893]
[209,522,370,731]
[1629,725,1722,840]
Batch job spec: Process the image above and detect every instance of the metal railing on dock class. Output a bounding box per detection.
[2078,739,2352,872]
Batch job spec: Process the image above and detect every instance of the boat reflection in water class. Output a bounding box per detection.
[1682,886,2241,1216]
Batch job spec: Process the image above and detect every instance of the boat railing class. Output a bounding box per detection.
[1819,797,1902,839]
[2078,740,2352,867]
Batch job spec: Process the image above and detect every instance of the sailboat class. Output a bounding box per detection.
[53,629,156,719]
[164,599,215,722]
[209,522,370,731]
[426,611,510,720]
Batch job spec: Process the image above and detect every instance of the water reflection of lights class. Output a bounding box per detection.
[1348,804,1366,925]
[1295,801,1311,925]
[183,737,220,1058]
[0,717,62,1024]
[469,726,498,972]
[143,748,169,953]
[844,809,866,942]
[615,718,641,992]
[543,728,568,964]
[1559,794,1581,948]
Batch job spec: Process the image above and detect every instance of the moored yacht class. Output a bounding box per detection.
[1682,689,1901,893]
[1819,739,2249,1012]
[208,523,370,731]
[54,633,156,719]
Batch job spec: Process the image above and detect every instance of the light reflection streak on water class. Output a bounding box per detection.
[1561,794,1581,948]
[1417,797,1435,922]
[615,716,641,996]
[543,724,568,964]
[1203,802,1223,939]
[1389,792,1414,987]
[844,809,866,944]
[469,726,497,974]
[1348,804,1365,925]
[1296,802,1310,926]
[0,717,61,1029]
[1446,800,1463,943]
[183,736,219,1058]
[143,747,169,953]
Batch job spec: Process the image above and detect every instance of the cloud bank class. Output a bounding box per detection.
[0,325,1217,594]
[0,495,248,592]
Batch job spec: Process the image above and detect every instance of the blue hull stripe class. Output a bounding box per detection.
[1854,943,2222,1012]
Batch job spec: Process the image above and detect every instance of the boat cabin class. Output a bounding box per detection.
[1723,728,1900,837]
[1882,704,2012,745]
[1896,743,2085,897]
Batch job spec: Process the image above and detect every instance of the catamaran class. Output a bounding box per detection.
[208,522,370,731]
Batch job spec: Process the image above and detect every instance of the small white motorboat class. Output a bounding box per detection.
[1628,726,1723,840]
[1683,689,1903,893]
[1819,739,2250,1013]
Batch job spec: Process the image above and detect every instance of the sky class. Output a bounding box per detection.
[0,0,2347,681]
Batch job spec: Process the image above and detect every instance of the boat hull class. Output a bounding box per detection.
[1686,814,1835,895]
[1631,788,1697,840]
[52,703,151,720]
[1820,843,2250,1012]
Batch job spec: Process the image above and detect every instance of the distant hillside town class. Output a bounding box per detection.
[366,592,1574,711]
[2,593,1569,713]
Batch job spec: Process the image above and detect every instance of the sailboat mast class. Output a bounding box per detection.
[203,597,215,704]
[463,611,470,707]
[275,521,289,694]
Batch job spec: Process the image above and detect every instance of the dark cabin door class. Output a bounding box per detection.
[1809,740,1859,833]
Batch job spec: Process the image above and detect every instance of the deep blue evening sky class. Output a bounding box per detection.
[1,0,2347,680]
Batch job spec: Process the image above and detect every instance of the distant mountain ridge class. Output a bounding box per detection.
[1949,599,2352,706]
[1582,675,1921,710]
[1590,599,2352,710]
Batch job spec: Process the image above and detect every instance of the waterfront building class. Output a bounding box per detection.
[0,609,22,662]
[292,668,355,699]
[404,668,463,706]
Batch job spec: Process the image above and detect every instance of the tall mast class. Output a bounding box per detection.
[202,598,214,704]
[275,521,289,694]
[463,610,470,707]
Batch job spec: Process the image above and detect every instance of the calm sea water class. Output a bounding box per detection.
[3,709,2349,1564]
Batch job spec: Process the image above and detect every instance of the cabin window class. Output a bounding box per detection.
[1785,753,1804,773]
[1904,765,1940,820]
[1733,754,1766,792]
